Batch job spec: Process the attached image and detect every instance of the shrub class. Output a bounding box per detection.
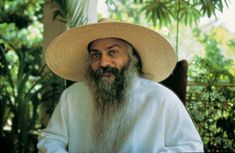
[187,28,235,152]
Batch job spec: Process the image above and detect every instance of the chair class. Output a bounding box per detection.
[160,60,188,105]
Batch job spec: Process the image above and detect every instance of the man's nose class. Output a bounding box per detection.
[100,55,112,67]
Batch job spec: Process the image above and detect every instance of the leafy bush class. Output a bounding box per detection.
[187,28,235,152]
[0,1,65,152]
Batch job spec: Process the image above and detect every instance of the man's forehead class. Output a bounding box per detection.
[88,37,132,49]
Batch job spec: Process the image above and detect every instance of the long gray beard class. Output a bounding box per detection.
[87,60,137,113]
[88,68,126,107]
[86,61,138,152]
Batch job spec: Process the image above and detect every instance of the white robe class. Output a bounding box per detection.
[37,77,204,153]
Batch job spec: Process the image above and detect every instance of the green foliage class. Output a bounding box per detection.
[0,0,43,28]
[133,0,229,27]
[141,0,174,27]
[105,0,149,25]
[187,29,235,152]
[199,0,229,17]
[0,0,65,152]
[105,0,230,57]
[228,39,235,49]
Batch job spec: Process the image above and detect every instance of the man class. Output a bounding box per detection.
[37,19,203,153]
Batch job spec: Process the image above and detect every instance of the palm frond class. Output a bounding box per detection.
[178,1,201,26]
[141,0,174,27]
[48,0,89,28]
[199,0,230,17]
[67,0,88,28]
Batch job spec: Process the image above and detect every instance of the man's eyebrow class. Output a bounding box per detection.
[89,44,121,53]
[107,44,121,49]
[89,48,99,53]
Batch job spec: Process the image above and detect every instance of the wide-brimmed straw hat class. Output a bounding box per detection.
[46,19,176,82]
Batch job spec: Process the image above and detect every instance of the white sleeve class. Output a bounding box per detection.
[161,95,204,152]
[37,90,69,153]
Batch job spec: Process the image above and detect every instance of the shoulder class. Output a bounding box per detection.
[63,81,90,95]
[133,77,183,107]
[60,81,93,103]
[136,78,178,98]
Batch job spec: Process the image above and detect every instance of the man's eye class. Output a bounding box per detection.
[90,52,100,59]
[109,50,118,56]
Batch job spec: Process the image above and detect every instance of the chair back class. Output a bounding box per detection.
[160,60,188,104]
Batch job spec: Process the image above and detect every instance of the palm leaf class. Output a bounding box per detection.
[49,0,89,28]
[178,2,201,26]
[199,0,230,17]
[141,0,174,27]
[67,0,88,28]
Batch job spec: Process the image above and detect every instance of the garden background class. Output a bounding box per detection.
[0,0,234,152]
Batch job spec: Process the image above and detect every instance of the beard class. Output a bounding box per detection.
[86,59,138,152]
[87,66,126,107]
[86,58,139,110]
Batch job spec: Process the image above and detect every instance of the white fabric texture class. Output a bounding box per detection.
[37,77,203,153]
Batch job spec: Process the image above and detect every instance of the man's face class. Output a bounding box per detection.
[88,37,130,79]
[87,38,136,104]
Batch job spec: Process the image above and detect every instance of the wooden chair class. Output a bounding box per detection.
[160,60,188,105]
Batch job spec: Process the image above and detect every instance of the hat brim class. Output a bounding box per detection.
[46,21,176,82]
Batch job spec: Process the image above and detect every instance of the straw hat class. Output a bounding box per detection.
[45,19,176,82]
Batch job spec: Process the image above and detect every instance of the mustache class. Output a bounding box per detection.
[95,66,120,77]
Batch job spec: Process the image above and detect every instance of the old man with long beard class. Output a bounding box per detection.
[37,19,203,153]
